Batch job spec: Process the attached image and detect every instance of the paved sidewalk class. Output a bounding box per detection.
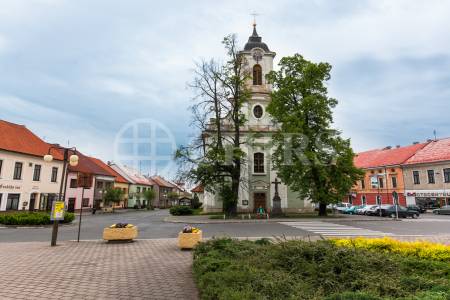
[165,214,390,224]
[0,240,198,300]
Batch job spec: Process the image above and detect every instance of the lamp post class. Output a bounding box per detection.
[44,146,78,246]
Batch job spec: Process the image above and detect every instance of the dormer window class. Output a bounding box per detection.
[253,64,262,85]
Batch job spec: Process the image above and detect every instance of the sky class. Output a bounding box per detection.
[1,0,450,176]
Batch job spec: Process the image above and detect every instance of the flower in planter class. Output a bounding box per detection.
[109,223,135,228]
[182,225,200,233]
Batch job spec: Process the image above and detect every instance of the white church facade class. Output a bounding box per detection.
[202,25,314,213]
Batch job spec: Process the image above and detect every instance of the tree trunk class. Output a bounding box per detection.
[228,176,239,216]
[318,202,327,216]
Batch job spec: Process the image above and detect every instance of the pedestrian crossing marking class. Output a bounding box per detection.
[279,221,393,237]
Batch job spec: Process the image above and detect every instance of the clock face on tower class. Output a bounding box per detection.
[252,49,263,62]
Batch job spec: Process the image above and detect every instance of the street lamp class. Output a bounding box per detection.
[44,145,78,246]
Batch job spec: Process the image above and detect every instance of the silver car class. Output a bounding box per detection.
[433,205,450,215]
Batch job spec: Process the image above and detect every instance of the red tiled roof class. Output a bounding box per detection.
[0,120,63,160]
[151,175,175,188]
[67,151,112,177]
[405,138,450,165]
[112,165,153,186]
[89,157,131,184]
[354,142,428,169]
[191,184,204,193]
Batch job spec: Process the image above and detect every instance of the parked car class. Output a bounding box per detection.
[407,204,426,214]
[343,205,362,215]
[356,205,378,215]
[367,205,392,216]
[334,202,352,213]
[433,205,450,215]
[381,205,420,218]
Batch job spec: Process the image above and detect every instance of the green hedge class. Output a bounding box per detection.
[0,212,75,225]
[169,205,194,216]
[193,238,450,300]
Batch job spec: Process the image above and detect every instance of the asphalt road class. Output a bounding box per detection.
[0,209,449,243]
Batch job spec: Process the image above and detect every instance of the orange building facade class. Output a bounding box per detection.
[349,143,429,206]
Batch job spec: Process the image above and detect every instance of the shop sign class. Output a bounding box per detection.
[413,191,450,197]
[50,201,65,221]
[0,184,21,190]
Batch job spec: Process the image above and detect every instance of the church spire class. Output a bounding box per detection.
[244,21,270,52]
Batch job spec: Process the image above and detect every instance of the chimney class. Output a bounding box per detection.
[413,141,419,145]
[396,145,401,148]
[383,146,392,150]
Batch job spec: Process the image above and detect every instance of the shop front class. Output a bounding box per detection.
[405,190,450,208]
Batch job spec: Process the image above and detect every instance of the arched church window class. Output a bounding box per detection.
[254,152,264,173]
[253,105,263,119]
[253,64,262,85]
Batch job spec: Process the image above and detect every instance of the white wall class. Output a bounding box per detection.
[0,150,64,211]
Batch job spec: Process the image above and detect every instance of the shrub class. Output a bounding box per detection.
[193,238,450,300]
[169,205,194,216]
[61,212,75,223]
[332,237,450,262]
[0,211,75,225]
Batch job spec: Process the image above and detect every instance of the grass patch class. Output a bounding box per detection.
[193,238,450,300]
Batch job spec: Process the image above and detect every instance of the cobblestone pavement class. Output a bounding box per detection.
[0,239,198,300]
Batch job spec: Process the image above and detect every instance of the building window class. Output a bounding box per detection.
[33,164,41,181]
[137,187,141,193]
[96,181,103,189]
[361,195,366,205]
[6,194,20,210]
[379,177,384,189]
[70,179,77,188]
[413,171,420,184]
[0,159,3,177]
[253,64,262,85]
[13,162,23,180]
[51,167,58,182]
[444,168,450,183]
[376,195,382,205]
[253,105,263,119]
[361,179,365,189]
[82,198,89,207]
[427,170,435,184]
[391,176,397,188]
[253,152,264,173]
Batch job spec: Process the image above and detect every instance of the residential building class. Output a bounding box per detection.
[202,25,313,213]
[109,163,153,208]
[64,152,115,212]
[150,176,175,208]
[0,120,64,211]
[403,138,450,208]
[351,143,428,206]
[347,143,427,205]
[90,157,131,209]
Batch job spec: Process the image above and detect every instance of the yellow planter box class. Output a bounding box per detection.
[178,230,202,249]
[103,226,138,241]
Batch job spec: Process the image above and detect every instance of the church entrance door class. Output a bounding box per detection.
[253,192,266,212]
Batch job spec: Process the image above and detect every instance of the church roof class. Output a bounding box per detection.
[244,25,270,52]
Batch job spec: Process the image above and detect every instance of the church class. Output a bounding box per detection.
[201,25,314,213]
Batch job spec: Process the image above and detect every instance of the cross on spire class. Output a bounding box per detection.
[250,12,259,28]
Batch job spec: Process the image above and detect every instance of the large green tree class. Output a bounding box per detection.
[266,54,363,216]
[103,188,125,211]
[175,34,250,216]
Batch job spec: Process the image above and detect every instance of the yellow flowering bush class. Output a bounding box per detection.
[332,237,450,261]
